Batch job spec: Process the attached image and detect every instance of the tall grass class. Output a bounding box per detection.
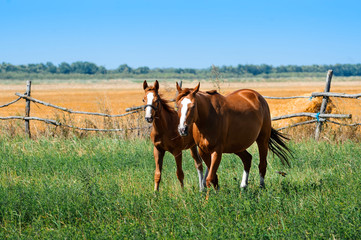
[0,136,360,239]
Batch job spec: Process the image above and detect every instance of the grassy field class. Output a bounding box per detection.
[0,136,360,239]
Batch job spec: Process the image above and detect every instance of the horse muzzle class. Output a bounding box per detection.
[145,116,153,123]
[178,125,189,136]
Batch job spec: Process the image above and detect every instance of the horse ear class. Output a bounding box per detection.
[176,82,182,93]
[192,82,200,94]
[143,80,148,90]
[154,80,159,91]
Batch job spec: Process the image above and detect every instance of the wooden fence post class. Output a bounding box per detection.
[315,70,333,140]
[25,80,32,138]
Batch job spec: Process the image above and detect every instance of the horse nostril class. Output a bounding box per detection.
[178,125,188,136]
[145,117,153,123]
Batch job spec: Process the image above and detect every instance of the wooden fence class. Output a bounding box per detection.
[0,70,360,140]
[0,80,147,138]
[263,70,360,140]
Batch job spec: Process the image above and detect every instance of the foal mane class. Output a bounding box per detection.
[158,94,174,113]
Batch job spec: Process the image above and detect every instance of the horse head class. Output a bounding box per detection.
[143,80,160,123]
[175,82,200,136]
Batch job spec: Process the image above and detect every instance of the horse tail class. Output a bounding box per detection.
[268,128,293,166]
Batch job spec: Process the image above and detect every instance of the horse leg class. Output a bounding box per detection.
[235,150,252,188]
[154,147,165,191]
[206,151,222,190]
[256,139,269,188]
[190,146,205,191]
[198,148,216,188]
[173,151,185,189]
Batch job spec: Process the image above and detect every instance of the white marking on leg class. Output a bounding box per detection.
[240,170,249,188]
[197,169,204,191]
[202,167,209,187]
[179,98,191,129]
[145,92,154,118]
[260,174,265,187]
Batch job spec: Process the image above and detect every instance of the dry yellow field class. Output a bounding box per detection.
[0,80,360,138]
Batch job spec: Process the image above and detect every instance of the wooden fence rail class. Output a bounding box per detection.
[271,112,352,121]
[311,92,361,99]
[0,70,360,140]
[0,97,22,108]
[15,92,139,118]
[0,116,151,132]
[263,92,361,100]
[263,96,310,99]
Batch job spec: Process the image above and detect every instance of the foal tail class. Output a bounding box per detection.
[268,128,293,166]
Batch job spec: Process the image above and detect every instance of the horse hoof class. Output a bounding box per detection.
[205,192,210,201]
[240,183,248,189]
[240,186,248,191]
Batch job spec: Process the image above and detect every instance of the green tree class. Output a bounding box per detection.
[97,66,107,74]
[58,62,71,74]
[134,66,150,74]
[71,61,99,74]
[116,64,132,73]
[46,62,57,73]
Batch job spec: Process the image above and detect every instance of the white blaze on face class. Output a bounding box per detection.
[145,92,154,118]
[179,98,192,129]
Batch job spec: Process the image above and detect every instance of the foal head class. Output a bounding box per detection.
[175,82,200,136]
[143,80,160,123]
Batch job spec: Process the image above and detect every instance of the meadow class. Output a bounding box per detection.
[0,78,360,238]
[0,136,360,239]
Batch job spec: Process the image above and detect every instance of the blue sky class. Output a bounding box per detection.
[1,0,361,69]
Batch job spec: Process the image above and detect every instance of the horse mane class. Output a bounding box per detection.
[206,90,218,95]
[176,88,193,102]
[158,94,174,113]
[176,88,218,102]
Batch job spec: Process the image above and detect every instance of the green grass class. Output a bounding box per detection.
[0,136,360,239]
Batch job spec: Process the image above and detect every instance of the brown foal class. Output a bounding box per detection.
[143,80,207,191]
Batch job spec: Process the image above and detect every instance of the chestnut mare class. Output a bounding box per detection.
[143,80,207,191]
[176,83,292,190]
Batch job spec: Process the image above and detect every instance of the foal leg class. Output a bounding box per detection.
[190,146,205,191]
[173,151,185,189]
[154,147,165,191]
[256,139,269,188]
[235,150,252,188]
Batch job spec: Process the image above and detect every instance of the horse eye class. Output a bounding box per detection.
[142,99,145,102]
